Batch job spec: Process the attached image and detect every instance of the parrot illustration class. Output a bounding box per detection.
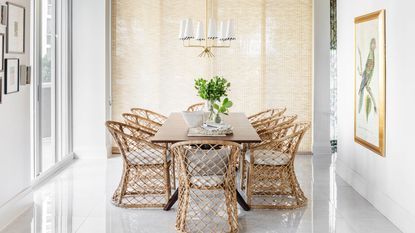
[358,38,378,119]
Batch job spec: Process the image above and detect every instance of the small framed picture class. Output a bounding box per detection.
[0,75,3,104]
[26,65,31,84]
[6,2,25,53]
[0,5,6,26]
[5,58,19,94]
[0,33,4,71]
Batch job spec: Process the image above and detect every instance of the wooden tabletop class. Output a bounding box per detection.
[151,112,261,144]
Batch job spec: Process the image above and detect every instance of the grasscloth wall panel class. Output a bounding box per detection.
[112,0,312,151]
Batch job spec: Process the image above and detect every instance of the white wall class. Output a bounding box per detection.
[336,1,415,232]
[0,0,32,225]
[313,0,331,154]
[72,0,109,157]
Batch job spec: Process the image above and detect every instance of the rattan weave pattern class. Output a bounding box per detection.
[171,141,240,233]
[106,121,171,208]
[122,113,161,135]
[248,108,287,125]
[186,103,205,112]
[253,115,298,138]
[241,122,310,209]
[240,116,298,190]
[130,107,167,125]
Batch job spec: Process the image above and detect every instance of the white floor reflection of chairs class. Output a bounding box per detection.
[1,154,401,233]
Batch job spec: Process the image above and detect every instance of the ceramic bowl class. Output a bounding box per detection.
[181,111,204,128]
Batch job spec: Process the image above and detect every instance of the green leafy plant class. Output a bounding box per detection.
[194,76,233,123]
[213,98,233,115]
[194,76,231,102]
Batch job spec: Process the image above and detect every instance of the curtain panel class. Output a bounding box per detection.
[112,0,312,152]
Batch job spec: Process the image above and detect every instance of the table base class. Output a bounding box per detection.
[163,189,250,211]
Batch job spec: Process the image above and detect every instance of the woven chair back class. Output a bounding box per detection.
[253,122,310,165]
[130,107,167,125]
[248,107,287,125]
[106,121,165,165]
[122,113,160,135]
[186,102,205,112]
[254,114,298,135]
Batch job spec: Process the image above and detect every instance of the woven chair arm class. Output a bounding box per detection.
[114,125,166,151]
[142,139,167,151]
[130,108,168,124]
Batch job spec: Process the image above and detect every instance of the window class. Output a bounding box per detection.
[33,0,71,176]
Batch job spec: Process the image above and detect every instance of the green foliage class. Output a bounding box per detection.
[194,76,231,102]
[213,98,233,115]
[365,95,372,121]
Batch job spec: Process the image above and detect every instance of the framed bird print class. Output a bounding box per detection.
[354,10,386,156]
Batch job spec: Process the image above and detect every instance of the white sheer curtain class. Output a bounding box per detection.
[112,0,312,152]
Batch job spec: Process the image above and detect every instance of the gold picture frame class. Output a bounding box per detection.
[354,10,386,156]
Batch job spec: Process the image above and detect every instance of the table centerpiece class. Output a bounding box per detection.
[194,76,233,124]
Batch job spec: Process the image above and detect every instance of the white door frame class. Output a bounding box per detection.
[31,0,74,178]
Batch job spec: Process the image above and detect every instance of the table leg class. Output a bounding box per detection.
[237,190,250,211]
[164,189,178,211]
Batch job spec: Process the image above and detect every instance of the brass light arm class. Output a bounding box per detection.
[183,40,232,48]
[183,44,205,48]
[211,44,232,48]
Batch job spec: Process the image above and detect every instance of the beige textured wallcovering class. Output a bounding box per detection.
[112,0,312,152]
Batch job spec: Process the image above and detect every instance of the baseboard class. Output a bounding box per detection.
[112,146,120,154]
[336,158,414,233]
[0,187,33,231]
[0,153,75,231]
[31,153,75,187]
[297,151,313,155]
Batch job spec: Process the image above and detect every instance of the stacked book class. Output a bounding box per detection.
[188,122,233,137]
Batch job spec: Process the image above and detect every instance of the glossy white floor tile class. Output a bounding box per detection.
[1,154,402,233]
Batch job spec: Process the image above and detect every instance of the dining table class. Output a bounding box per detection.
[151,112,261,211]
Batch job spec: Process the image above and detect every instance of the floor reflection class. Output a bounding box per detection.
[1,155,402,233]
[33,171,74,233]
[329,154,338,233]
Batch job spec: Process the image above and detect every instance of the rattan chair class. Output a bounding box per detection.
[248,107,287,125]
[130,107,167,125]
[106,121,171,208]
[122,113,161,135]
[240,115,298,190]
[186,102,205,112]
[171,140,240,233]
[241,122,310,209]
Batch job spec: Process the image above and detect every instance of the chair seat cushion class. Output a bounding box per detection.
[126,150,170,165]
[245,150,291,165]
[190,175,224,187]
